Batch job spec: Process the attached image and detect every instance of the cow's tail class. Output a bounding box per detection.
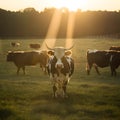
[86,50,90,75]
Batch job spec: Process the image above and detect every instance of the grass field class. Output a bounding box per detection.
[0,38,120,120]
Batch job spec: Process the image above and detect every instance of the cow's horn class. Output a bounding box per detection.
[45,42,54,50]
[65,43,74,50]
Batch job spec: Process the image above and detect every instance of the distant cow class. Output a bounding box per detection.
[109,46,120,51]
[46,44,74,98]
[11,42,20,47]
[7,50,49,75]
[86,49,120,76]
[29,43,40,49]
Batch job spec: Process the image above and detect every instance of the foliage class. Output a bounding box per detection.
[0,8,120,38]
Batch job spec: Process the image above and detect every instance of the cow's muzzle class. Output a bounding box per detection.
[55,63,64,69]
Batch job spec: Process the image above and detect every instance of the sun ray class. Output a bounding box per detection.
[65,12,75,48]
[41,0,78,50]
[41,9,62,49]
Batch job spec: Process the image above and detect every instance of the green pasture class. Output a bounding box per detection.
[0,38,120,120]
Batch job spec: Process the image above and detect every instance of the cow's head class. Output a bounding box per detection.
[46,43,73,69]
[6,51,14,61]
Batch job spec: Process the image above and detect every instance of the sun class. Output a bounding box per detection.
[52,0,88,11]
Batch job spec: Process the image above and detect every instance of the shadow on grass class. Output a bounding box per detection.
[0,107,22,120]
[30,85,120,119]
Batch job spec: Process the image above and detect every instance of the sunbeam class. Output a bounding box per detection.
[41,9,62,49]
[41,8,75,50]
[65,12,75,48]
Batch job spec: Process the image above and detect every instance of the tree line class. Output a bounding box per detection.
[0,7,120,38]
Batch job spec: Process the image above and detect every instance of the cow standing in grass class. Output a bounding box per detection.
[11,42,20,47]
[46,44,74,98]
[6,50,49,75]
[29,43,41,49]
[86,49,120,76]
[109,46,120,51]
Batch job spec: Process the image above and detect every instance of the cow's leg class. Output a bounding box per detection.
[62,79,68,98]
[114,69,117,76]
[62,74,70,98]
[17,67,20,75]
[39,64,43,72]
[114,65,119,76]
[51,74,58,98]
[40,64,46,74]
[22,66,25,75]
[86,63,92,75]
[53,85,57,98]
[43,66,47,74]
[111,67,116,76]
[110,66,114,76]
[94,65,100,75]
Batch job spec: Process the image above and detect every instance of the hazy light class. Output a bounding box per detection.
[65,12,75,48]
[52,0,88,12]
[41,9,62,49]
[41,8,76,50]
[0,0,120,12]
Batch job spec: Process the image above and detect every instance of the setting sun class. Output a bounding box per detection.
[0,0,120,12]
[52,0,88,11]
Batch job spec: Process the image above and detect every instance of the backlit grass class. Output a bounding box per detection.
[0,38,120,120]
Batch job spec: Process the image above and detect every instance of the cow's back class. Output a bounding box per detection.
[7,51,41,67]
[109,46,120,51]
[22,52,40,65]
[87,51,110,68]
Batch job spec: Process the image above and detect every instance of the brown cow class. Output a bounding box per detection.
[7,50,49,75]
[11,42,20,47]
[86,49,120,76]
[29,43,40,49]
[109,46,120,51]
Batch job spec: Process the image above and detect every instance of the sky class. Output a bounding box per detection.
[0,0,120,12]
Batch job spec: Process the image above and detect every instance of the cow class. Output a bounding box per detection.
[46,44,74,98]
[39,50,49,73]
[109,51,120,76]
[11,42,20,47]
[86,49,120,76]
[109,46,120,51]
[29,43,40,49]
[6,50,49,75]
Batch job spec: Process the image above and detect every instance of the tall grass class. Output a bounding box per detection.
[0,38,120,120]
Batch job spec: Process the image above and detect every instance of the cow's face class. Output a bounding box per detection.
[48,47,65,69]
[54,47,65,60]
[48,47,72,69]
[54,47,65,69]
[46,42,73,69]
[7,52,14,61]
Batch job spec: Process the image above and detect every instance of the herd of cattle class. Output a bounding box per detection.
[7,42,74,98]
[11,42,41,49]
[7,42,120,98]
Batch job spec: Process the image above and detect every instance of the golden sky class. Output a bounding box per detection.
[0,0,120,12]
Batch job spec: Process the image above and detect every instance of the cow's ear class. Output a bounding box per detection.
[65,50,72,56]
[48,50,54,56]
